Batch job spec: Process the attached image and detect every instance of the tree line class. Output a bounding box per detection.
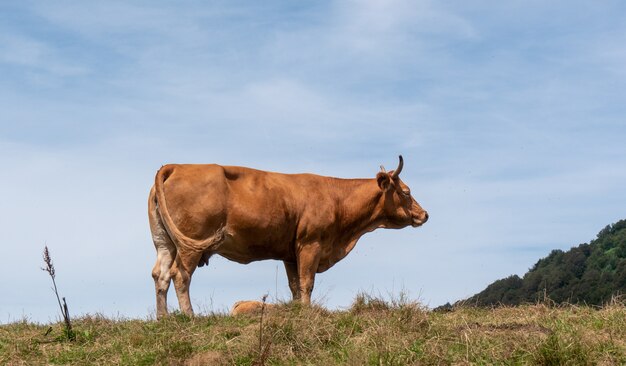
[463,219,626,306]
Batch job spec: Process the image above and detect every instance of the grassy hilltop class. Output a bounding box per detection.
[2,295,625,365]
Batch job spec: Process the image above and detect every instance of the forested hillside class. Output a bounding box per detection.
[465,219,626,306]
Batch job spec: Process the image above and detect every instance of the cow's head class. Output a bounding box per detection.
[376,155,429,228]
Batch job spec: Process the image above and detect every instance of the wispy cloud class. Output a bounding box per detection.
[0,32,89,80]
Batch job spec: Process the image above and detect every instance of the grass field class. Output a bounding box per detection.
[1,294,625,365]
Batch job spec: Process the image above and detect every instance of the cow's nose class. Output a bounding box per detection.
[422,211,429,223]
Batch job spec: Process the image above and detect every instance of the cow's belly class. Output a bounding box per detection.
[214,228,295,264]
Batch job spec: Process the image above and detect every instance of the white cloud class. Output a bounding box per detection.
[332,0,477,52]
[0,33,89,77]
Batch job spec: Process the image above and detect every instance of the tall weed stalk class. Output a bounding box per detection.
[253,294,271,366]
[41,246,75,341]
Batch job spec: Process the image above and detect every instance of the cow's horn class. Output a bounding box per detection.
[391,155,403,179]
[380,165,387,173]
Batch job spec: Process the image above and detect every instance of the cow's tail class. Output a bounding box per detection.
[154,165,225,254]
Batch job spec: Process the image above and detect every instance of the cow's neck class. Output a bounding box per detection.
[333,178,385,244]
[309,178,387,272]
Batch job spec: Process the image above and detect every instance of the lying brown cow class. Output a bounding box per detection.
[149,156,428,318]
[230,300,275,316]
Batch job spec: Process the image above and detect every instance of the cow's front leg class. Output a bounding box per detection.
[296,243,321,305]
[283,261,300,301]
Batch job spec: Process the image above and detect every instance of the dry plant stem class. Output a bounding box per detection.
[259,294,267,355]
[253,294,271,366]
[62,297,73,337]
[42,246,73,340]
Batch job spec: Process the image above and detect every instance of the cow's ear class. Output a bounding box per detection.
[376,172,391,191]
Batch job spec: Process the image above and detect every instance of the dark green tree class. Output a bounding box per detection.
[463,219,626,306]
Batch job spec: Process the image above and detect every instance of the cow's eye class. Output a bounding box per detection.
[402,189,410,196]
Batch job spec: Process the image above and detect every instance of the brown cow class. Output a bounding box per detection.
[149,156,428,318]
[230,300,275,316]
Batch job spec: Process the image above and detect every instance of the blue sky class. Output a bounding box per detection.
[1,1,625,323]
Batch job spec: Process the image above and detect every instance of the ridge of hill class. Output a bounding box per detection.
[464,219,626,306]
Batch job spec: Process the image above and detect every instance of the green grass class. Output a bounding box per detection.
[1,295,625,365]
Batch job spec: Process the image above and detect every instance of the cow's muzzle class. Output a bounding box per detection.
[412,211,429,227]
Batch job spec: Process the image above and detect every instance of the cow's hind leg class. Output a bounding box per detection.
[152,243,175,319]
[149,187,176,319]
[171,248,204,316]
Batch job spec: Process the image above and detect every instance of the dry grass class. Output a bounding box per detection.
[1,294,625,365]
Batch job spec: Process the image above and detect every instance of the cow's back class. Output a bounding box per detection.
[160,164,318,263]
